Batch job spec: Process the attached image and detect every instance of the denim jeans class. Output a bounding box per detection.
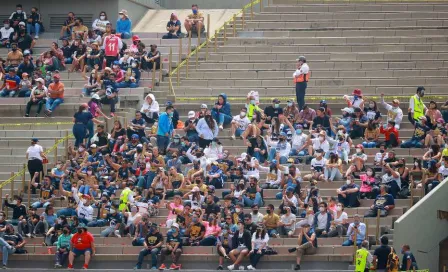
[121,32,131,39]
[252,151,266,163]
[57,208,77,217]
[117,81,139,88]
[362,141,377,148]
[268,148,287,164]
[46,98,64,112]
[400,138,422,148]
[156,135,170,153]
[212,111,232,126]
[0,237,14,266]
[31,201,51,209]
[342,239,362,246]
[87,219,107,228]
[136,247,160,268]
[73,123,87,147]
[290,149,308,156]
[249,249,266,268]
[337,192,360,208]
[324,167,343,181]
[0,89,16,97]
[137,176,151,189]
[27,23,40,36]
[266,228,278,237]
[199,236,217,246]
[243,192,263,207]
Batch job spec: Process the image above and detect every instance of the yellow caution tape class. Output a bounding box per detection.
[0,134,74,189]
[0,122,73,127]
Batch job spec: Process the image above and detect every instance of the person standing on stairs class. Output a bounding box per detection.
[26,138,47,192]
[409,86,427,122]
[293,56,310,111]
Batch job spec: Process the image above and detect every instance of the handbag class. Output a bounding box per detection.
[264,246,278,255]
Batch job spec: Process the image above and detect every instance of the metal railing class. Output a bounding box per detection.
[167,0,264,97]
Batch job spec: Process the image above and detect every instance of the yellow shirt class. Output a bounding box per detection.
[149,155,165,172]
[263,213,280,229]
[442,148,448,157]
[187,12,204,20]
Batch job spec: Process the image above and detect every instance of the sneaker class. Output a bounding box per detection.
[159,264,167,270]
[231,135,236,140]
[224,255,230,260]
[151,267,157,270]
[2,265,6,269]
[68,264,74,269]
[239,266,245,270]
[114,230,122,237]
[217,265,224,270]
[288,247,297,253]
[82,264,88,269]
[133,266,141,270]
[247,265,256,270]
[169,263,179,270]
[219,124,224,130]
[34,35,39,39]
[54,263,62,268]
[227,264,235,271]
[24,114,29,117]
[26,233,31,238]
[294,264,301,270]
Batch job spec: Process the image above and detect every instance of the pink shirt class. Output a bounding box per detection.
[359,174,376,193]
[167,203,183,220]
[89,101,100,117]
[202,221,221,237]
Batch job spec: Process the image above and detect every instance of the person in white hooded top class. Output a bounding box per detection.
[140,94,159,124]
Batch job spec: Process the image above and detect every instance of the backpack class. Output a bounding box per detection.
[386,247,400,272]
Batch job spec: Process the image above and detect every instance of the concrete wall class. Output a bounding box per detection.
[0,0,148,31]
[394,178,448,272]
[160,0,265,9]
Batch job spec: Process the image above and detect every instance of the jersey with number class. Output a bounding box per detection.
[355,248,369,272]
[104,36,119,57]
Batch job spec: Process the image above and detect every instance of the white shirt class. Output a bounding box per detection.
[251,212,264,225]
[381,173,401,189]
[92,19,110,32]
[291,133,307,150]
[292,63,310,77]
[381,97,403,128]
[269,140,291,158]
[27,144,43,160]
[351,153,368,162]
[438,164,448,178]
[311,138,330,153]
[332,211,348,224]
[311,157,327,173]
[283,194,298,208]
[251,232,269,250]
[345,95,363,109]
[232,114,250,131]
[0,27,14,40]
[280,213,296,230]
[374,152,387,164]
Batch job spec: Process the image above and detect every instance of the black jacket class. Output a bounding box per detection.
[231,229,252,251]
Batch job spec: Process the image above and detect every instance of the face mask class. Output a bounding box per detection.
[287,102,293,107]
[100,16,106,20]
[87,171,93,175]
[171,227,177,233]
[369,103,375,108]
[11,200,18,205]
[63,230,69,234]
[338,130,344,136]
[110,209,116,214]
[380,149,385,153]
[353,95,359,99]
[4,24,9,28]
[356,148,362,153]
[17,10,22,14]
[354,221,360,225]
[319,207,325,212]
[81,199,87,204]
[336,206,342,212]
[57,219,63,224]
[77,229,83,234]
[420,91,425,97]
[192,217,198,223]
[319,136,325,141]
[240,111,246,117]
[346,180,351,185]
[0,216,3,220]
[211,165,219,171]
[131,63,137,68]
[296,129,302,135]
[274,104,280,108]
[414,162,419,167]
[235,208,241,213]
[266,210,271,214]
[192,9,198,14]
[169,112,174,117]
[315,152,321,157]
[366,171,373,176]
[250,100,255,105]
[120,15,125,19]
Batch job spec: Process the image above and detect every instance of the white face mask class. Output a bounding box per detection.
[319,207,325,212]
[338,130,344,135]
[240,111,246,117]
[235,208,241,213]
[287,102,293,107]
[336,206,342,212]
[12,200,17,205]
[57,219,63,224]
[78,147,84,152]
[81,199,87,204]
[319,136,325,141]
[120,14,125,19]
[414,162,419,167]
[356,148,362,153]
[366,171,373,176]
[131,63,137,68]
[100,16,106,20]
[346,180,351,185]
[4,24,9,28]
[17,10,22,14]
[315,152,321,157]
[0,216,4,220]
[87,171,92,175]
[110,209,116,214]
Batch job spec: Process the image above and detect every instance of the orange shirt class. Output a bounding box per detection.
[48,82,65,99]
[71,231,94,250]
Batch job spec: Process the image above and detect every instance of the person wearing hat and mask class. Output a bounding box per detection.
[159,222,183,269]
[130,35,141,53]
[206,161,224,189]
[67,223,95,269]
[349,107,369,139]
[118,59,141,88]
[380,93,403,129]
[211,93,232,130]
[99,72,119,117]
[117,9,132,39]
[24,77,46,117]
[26,138,46,188]
[163,13,182,39]
[197,103,208,118]
[166,134,183,159]
[17,71,32,97]
[0,20,14,47]
[44,73,64,116]
[334,107,354,133]
[184,110,200,143]
[409,86,427,122]
[293,56,310,111]
[344,89,365,109]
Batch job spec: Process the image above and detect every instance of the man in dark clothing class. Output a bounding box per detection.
[373,236,391,271]
[364,185,395,217]
[4,195,27,226]
[312,107,331,135]
[166,101,179,129]
[134,223,163,269]
[400,244,418,271]
[264,98,283,125]
[401,113,433,148]
[243,213,257,235]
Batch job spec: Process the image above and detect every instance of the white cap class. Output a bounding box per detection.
[35,78,45,84]
[188,111,195,118]
[90,144,97,148]
[191,186,200,192]
[172,222,179,229]
[237,152,247,161]
[341,107,354,114]
[201,104,207,109]
[137,144,143,148]
[18,22,25,26]
[91,94,100,100]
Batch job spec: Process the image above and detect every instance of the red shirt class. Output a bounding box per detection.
[71,231,94,250]
[380,126,399,141]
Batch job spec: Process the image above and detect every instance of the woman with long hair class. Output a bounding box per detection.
[327,203,348,238]
[199,213,221,246]
[359,167,379,199]
[248,226,269,270]
[324,153,343,182]
[196,110,219,148]
[110,120,126,147]
[26,138,47,190]
[87,94,109,145]
[72,103,103,147]
[410,159,424,189]
[362,119,379,148]
[422,144,441,168]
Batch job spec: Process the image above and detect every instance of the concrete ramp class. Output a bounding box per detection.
[133,9,240,34]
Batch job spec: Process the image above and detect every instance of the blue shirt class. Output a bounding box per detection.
[116,18,132,34]
[131,118,145,134]
[74,111,93,125]
[166,232,183,249]
[167,20,182,36]
[373,193,394,209]
[4,74,21,90]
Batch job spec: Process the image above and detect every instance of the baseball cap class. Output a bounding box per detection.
[201,104,207,109]
[286,186,294,193]
[131,134,139,139]
[279,132,287,137]
[272,98,280,103]
[35,78,45,84]
[341,107,354,114]
[90,144,97,148]
[53,74,61,79]
[18,22,25,26]
[188,111,195,118]
[172,223,179,229]
[31,138,39,142]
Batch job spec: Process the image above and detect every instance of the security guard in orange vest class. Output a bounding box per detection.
[409,86,427,121]
[293,56,310,111]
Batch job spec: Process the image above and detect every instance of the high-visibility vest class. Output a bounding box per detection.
[119,187,131,211]
[247,104,261,120]
[355,248,369,272]
[412,95,424,121]
[293,71,311,83]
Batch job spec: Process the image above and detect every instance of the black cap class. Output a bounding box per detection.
[354,107,362,113]
[272,98,280,103]
[417,86,425,92]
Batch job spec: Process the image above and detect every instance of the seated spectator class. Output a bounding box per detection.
[242,176,263,207]
[196,111,219,148]
[268,132,291,164]
[60,12,76,39]
[362,120,379,148]
[67,223,95,269]
[184,111,199,143]
[426,100,442,125]
[199,214,221,246]
[423,159,439,194]
[278,206,296,237]
[381,163,401,198]
[303,149,326,182]
[401,114,433,148]
[70,39,87,72]
[92,11,110,35]
[364,100,381,121]
[142,44,160,71]
[44,74,64,117]
[364,185,395,217]
[184,4,205,37]
[277,186,298,215]
[319,100,332,116]
[288,223,317,271]
[289,124,308,156]
[3,194,27,226]
[184,211,205,246]
[379,121,400,148]
[1,224,25,268]
[342,214,366,246]
[231,107,250,140]
[85,42,104,73]
[118,60,140,88]
[344,88,365,109]
[211,93,232,130]
[327,203,348,237]
[17,51,34,78]
[245,92,262,121]
[54,224,72,268]
[163,13,182,39]
[380,93,403,129]
[72,17,88,42]
[0,68,20,97]
[127,111,149,143]
[337,175,360,208]
[284,100,299,123]
[247,227,269,270]
[312,107,331,135]
[263,204,279,237]
[297,105,316,129]
[312,202,331,237]
[0,20,14,48]
[159,223,183,270]
[99,72,119,117]
[349,107,368,139]
[335,107,354,133]
[12,27,35,53]
[9,4,26,26]
[345,144,367,177]
[324,152,343,182]
[27,7,42,39]
[117,9,132,39]
[264,98,284,126]
[359,168,379,199]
